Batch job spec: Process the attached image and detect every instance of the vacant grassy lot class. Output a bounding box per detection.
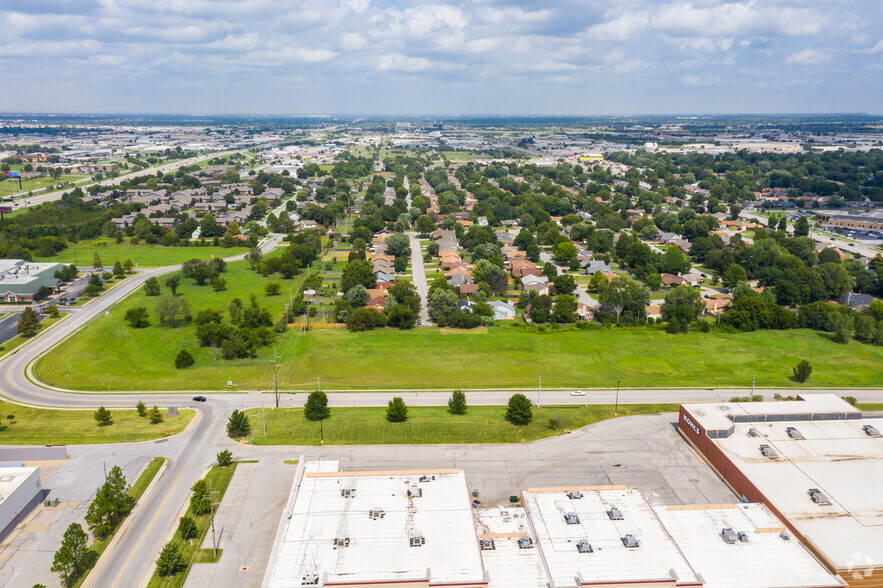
[35,258,305,390]
[34,237,245,267]
[37,319,883,391]
[0,401,193,444]
[244,404,679,445]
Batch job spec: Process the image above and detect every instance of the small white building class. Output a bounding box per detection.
[0,467,42,539]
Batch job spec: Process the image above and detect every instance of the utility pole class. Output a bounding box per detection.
[273,346,280,408]
[208,479,217,557]
[752,375,755,395]
[615,379,621,415]
[538,376,542,408]
[262,405,266,435]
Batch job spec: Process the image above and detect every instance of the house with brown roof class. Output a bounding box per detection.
[661,273,687,287]
[510,260,539,278]
[459,283,479,296]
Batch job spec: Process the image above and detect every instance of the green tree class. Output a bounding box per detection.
[177,516,198,540]
[428,288,458,320]
[217,449,233,467]
[189,479,211,515]
[51,523,90,585]
[227,409,251,438]
[164,276,180,296]
[304,391,330,421]
[17,307,40,337]
[144,277,161,296]
[246,247,263,270]
[599,275,650,325]
[645,272,662,291]
[156,295,190,327]
[136,400,147,417]
[553,295,578,323]
[386,397,408,422]
[93,251,102,269]
[85,466,132,537]
[448,390,467,415]
[149,405,163,424]
[506,393,533,425]
[387,304,416,329]
[722,263,748,289]
[794,215,810,237]
[264,282,281,296]
[828,312,854,344]
[94,406,112,426]
[155,541,182,576]
[211,277,227,292]
[473,259,508,294]
[124,307,150,328]
[854,315,877,344]
[588,270,608,292]
[553,240,577,263]
[793,360,812,383]
[553,273,576,295]
[174,348,194,369]
[345,285,369,307]
[341,259,376,292]
[661,285,705,326]
[112,261,125,279]
[661,247,687,275]
[123,259,134,273]
[385,233,411,258]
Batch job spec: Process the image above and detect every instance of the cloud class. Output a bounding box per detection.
[376,53,433,72]
[856,39,883,54]
[341,0,370,13]
[785,48,832,65]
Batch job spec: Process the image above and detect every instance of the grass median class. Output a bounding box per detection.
[242,404,680,445]
[147,463,238,588]
[0,401,193,445]
[35,237,247,267]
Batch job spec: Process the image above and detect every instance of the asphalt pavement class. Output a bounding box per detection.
[406,232,430,323]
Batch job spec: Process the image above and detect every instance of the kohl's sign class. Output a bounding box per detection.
[683,413,701,436]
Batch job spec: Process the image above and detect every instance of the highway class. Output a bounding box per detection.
[1,233,882,585]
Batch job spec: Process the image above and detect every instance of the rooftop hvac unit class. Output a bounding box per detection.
[808,488,831,505]
[748,428,760,437]
[408,488,422,498]
[480,538,496,551]
[564,512,580,525]
[517,536,533,549]
[418,475,435,482]
[566,491,583,499]
[738,531,750,542]
[780,531,791,540]
[607,507,623,520]
[576,539,593,553]
[368,508,385,520]
[786,427,804,440]
[721,528,738,544]
[301,574,320,586]
[759,444,779,459]
[340,488,356,498]
[621,534,640,548]
[863,425,882,438]
[332,537,350,549]
[409,534,425,547]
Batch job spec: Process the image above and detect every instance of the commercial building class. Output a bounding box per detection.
[266,463,840,588]
[0,467,43,539]
[0,259,64,302]
[679,394,883,586]
[814,212,883,232]
[265,461,487,588]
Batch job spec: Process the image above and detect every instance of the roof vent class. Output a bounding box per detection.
[418,475,435,482]
[480,538,496,551]
[786,427,804,440]
[759,444,779,459]
[738,531,750,542]
[408,487,423,498]
[517,536,533,549]
[808,488,831,505]
[341,488,356,498]
[301,574,320,585]
[566,491,583,499]
[621,534,639,548]
[607,507,623,520]
[576,539,593,553]
[564,512,580,525]
[721,528,738,544]
[780,531,791,541]
[863,425,882,438]
[333,537,350,549]
[409,534,425,547]
[368,508,385,520]
[748,428,760,437]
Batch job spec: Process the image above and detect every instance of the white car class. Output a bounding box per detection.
[570,390,586,396]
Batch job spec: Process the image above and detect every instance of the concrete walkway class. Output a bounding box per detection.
[406,232,430,323]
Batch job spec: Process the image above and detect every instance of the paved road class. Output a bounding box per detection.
[739,210,881,258]
[406,232,430,323]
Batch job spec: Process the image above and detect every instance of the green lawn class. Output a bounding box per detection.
[35,258,306,391]
[244,404,679,445]
[0,174,89,197]
[147,463,238,588]
[0,313,66,357]
[74,457,166,587]
[35,237,247,267]
[0,401,193,444]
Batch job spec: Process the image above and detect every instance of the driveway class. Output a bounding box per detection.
[406,232,430,323]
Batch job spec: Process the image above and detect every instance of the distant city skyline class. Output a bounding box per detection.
[1,0,881,115]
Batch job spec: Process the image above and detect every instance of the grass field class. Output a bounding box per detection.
[0,174,89,197]
[0,313,66,357]
[35,258,306,391]
[244,404,680,445]
[0,400,193,444]
[36,314,883,391]
[34,237,245,267]
[147,463,238,588]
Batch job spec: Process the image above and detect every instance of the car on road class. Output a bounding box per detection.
[571,390,586,396]
[192,396,207,402]
[417,320,422,326]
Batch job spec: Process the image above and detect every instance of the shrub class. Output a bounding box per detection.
[506,393,533,425]
[304,391,330,421]
[792,360,812,383]
[386,397,408,422]
[217,449,233,467]
[174,349,194,369]
[177,515,198,540]
[155,541,182,576]
[227,409,251,438]
[448,390,467,415]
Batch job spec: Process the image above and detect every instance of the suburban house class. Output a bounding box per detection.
[661,273,687,287]
[488,300,516,320]
[583,260,613,275]
[840,292,874,308]
[522,274,550,296]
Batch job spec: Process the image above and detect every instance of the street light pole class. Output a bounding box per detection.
[538,376,542,408]
[615,380,621,415]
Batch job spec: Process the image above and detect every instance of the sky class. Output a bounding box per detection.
[1,0,882,115]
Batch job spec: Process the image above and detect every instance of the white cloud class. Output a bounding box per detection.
[856,39,883,54]
[376,53,433,72]
[785,48,832,65]
[341,0,370,13]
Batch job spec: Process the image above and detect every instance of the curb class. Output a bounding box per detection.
[81,458,168,588]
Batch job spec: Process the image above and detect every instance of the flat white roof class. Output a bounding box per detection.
[474,507,547,588]
[267,461,486,587]
[0,467,39,501]
[683,395,883,572]
[522,487,700,587]
[655,504,844,588]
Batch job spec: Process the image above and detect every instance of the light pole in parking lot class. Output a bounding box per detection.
[614,380,620,415]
